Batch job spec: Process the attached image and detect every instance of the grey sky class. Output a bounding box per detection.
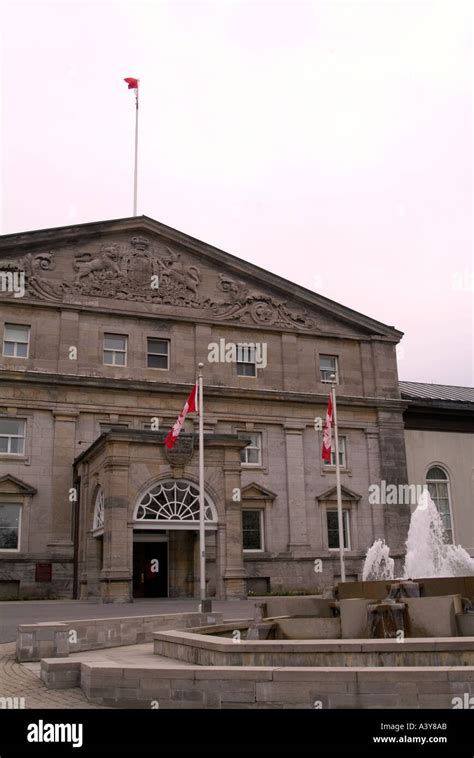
[1,0,472,385]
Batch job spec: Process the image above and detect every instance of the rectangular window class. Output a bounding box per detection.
[236,344,257,377]
[147,338,169,369]
[323,436,346,468]
[103,334,127,366]
[238,432,262,466]
[327,510,350,550]
[320,355,338,383]
[0,419,26,455]
[0,504,21,550]
[243,509,264,551]
[3,324,30,358]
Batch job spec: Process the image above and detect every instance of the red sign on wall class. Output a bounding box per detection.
[35,563,52,582]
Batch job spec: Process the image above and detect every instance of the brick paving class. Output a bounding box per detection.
[0,642,110,709]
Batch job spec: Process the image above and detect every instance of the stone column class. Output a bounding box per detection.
[100,440,132,603]
[284,423,310,554]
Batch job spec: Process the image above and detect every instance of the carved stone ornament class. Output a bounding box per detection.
[1,237,316,331]
[163,434,195,465]
[0,237,203,306]
[203,274,316,330]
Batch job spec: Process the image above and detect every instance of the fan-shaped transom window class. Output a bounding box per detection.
[134,480,217,529]
[426,466,453,543]
[92,488,105,532]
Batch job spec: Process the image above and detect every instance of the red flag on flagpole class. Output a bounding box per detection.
[164,384,198,449]
[124,77,139,89]
[322,393,333,461]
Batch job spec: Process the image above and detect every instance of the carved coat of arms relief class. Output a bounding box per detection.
[0,235,316,331]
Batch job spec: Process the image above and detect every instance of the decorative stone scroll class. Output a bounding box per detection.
[203,274,316,330]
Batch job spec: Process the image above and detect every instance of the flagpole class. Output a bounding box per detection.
[133,85,139,216]
[197,362,207,608]
[331,374,346,583]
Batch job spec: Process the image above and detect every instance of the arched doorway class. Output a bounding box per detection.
[132,479,218,598]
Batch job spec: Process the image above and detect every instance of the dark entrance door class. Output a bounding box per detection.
[133,542,168,598]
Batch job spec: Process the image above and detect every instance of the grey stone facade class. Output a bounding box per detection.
[0,216,411,601]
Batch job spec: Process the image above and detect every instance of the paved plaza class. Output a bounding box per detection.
[0,597,255,709]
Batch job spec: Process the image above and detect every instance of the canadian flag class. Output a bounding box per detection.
[321,393,333,461]
[164,384,198,449]
[124,77,139,89]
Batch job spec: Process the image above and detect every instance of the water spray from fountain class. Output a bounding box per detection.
[363,490,474,580]
[362,539,394,581]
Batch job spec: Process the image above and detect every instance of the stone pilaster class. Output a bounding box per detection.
[284,424,310,553]
[377,409,411,558]
[49,411,78,546]
[222,452,246,599]
[99,441,132,602]
[57,309,80,375]
[281,334,298,391]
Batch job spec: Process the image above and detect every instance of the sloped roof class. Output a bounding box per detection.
[399,381,474,404]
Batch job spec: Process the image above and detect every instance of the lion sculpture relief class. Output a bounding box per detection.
[73,244,121,284]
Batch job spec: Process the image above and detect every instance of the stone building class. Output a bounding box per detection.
[0,216,411,601]
[402,382,474,556]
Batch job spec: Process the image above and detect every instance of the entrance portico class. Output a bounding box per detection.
[74,429,248,602]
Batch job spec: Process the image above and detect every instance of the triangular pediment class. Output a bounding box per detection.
[241,483,277,501]
[0,474,37,496]
[316,485,361,502]
[0,216,401,339]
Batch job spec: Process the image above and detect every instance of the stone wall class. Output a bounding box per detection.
[40,658,474,709]
[16,611,223,661]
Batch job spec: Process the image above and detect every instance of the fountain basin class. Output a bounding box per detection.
[275,616,341,639]
[153,628,474,667]
[337,575,474,601]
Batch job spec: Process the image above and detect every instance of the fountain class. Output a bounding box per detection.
[363,490,474,581]
[362,539,395,581]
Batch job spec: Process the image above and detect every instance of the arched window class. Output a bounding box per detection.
[92,488,105,532]
[134,479,217,528]
[426,466,453,543]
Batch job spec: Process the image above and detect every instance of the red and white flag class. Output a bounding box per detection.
[321,393,333,461]
[124,77,139,105]
[124,77,139,89]
[164,384,198,449]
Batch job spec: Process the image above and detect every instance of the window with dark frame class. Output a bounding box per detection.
[147,338,169,369]
[236,344,257,377]
[242,509,263,551]
[326,509,350,550]
[0,504,21,550]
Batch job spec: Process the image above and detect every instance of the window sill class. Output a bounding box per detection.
[243,551,268,559]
